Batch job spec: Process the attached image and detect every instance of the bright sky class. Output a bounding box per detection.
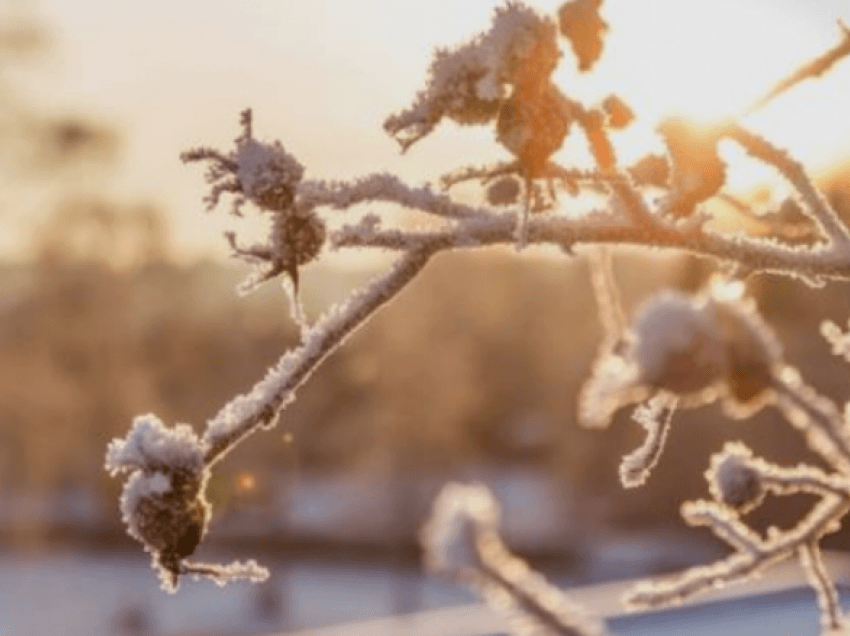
[9,0,850,260]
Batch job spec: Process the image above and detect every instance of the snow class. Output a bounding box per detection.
[0,534,837,636]
[0,551,473,636]
[236,137,304,202]
[105,414,204,476]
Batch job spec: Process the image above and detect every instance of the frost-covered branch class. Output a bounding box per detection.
[422,483,608,636]
[201,245,435,465]
[749,20,850,112]
[298,173,484,220]
[106,4,850,632]
[624,494,850,610]
[331,202,850,282]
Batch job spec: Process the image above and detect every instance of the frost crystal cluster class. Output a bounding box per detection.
[105,1,850,633]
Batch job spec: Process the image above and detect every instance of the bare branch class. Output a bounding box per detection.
[749,22,850,113]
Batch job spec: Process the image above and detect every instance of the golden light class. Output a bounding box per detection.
[25,0,850,261]
[549,0,850,191]
[235,472,256,494]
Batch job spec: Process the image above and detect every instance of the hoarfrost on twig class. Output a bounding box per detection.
[422,483,608,636]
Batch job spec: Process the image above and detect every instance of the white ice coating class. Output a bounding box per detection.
[105,413,204,476]
[236,137,303,200]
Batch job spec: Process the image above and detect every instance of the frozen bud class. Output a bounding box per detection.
[708,443,764,513]
[106,414,210,591]
[272,209,326,290]
[631,291,725,395]
[708,287,781,409]
[127,467,210,590]
[486,176,522,206]
[236,137,304,212]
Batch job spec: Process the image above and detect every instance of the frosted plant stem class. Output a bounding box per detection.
[619,395,677,488]
[747,23,850,114]
[587,247,626,341]
[201,247,435,466]
[440,161,521,189]
[513,176,532,249]
[625,495,850,609]
[771,374,850,474]
[477,561,602,636]
[799,542,845,632]
[724,125,850,248]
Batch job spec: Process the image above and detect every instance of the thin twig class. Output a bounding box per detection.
[799,542,846,632]
[748,22,850,113]
[771,373,850,474]
[723,124,850,248]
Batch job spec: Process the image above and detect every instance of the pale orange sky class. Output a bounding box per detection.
[8,0,850,260]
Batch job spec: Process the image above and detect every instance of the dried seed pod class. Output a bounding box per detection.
[496,82,574,177]
[508,20,560,91]
[124,466,210,589]
[251,179,297,213]
[236,135,305,214]
[709,444,765,513]
[445,75,503,126]
[272,210,326,290]
[384,5,556,150]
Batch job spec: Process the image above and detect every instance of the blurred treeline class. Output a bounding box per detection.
[4,2,850,555]
[2,176,850,548]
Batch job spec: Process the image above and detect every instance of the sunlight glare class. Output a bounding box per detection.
[552,0,850,189]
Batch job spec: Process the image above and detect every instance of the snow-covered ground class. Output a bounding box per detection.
[1,550,848,636]
[0,550,475,636]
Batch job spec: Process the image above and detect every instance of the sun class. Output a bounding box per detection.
[547,0,850,187]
